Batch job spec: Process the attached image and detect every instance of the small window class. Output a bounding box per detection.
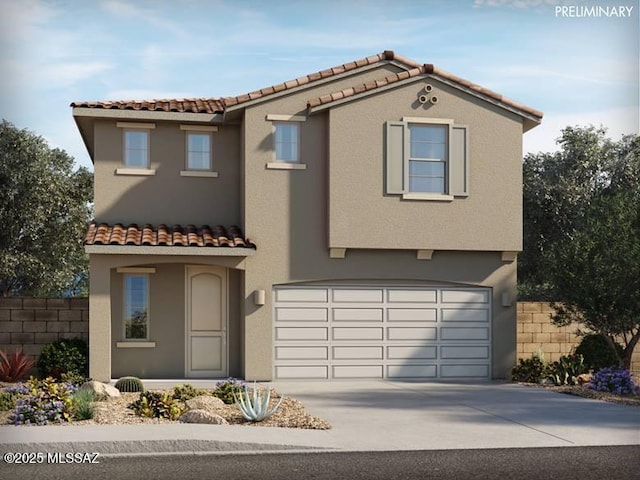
[187,132,211,170]
[124,130,149,168]
[124,274,149,340]
[274,122,299,163]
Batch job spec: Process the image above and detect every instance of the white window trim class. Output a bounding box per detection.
[183,130,217,174]
[122,273,150,342]
[116,122,156,129]
[115,168,156,176]
[265,114,306,122]
[402,117,453,199]
[266,162,307,170]
[116,342,156,348]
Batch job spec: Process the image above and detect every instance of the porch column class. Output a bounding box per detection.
[89,255,111,382]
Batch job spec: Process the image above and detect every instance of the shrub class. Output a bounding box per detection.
[12,377,75,425]
[72,389,94,420]
[0,350,35,382]
[575,334,623,371]
[0,392,18,411]
[547,354,587,386]
[590,367,638,395]
[128,391,185,420]
[60,371,91,388]
[213,378,246,404]
[511,354,548,383]
[37,338,88,379]
[114,376,145,393]
[173,383,209,401]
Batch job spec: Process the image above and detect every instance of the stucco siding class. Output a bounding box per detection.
[93,120,241,226]
[328,77,523,251]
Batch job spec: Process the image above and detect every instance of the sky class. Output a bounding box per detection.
[0,0,638,171]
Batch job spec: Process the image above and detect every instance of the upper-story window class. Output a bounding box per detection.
[187,133,211,170]
[274,123,299,163]
[386,117,468,201]
[115,122,156,176]
[180,125,219,177]
[265,114,307,170]
[408,124,447,194]
[124,130,149,168]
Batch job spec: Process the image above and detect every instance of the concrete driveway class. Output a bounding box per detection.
[0,381,637,455]
[271,381,640,451]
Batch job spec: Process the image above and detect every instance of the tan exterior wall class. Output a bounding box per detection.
[516,302,640,374]
[89,254,246,381]
[328,78,523,251]
[92,120,241,226]
[0,297,88,368]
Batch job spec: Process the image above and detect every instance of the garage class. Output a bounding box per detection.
[273,286,492,380]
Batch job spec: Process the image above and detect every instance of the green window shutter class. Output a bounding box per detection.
[450,125,469,197]
[385,121,405,194]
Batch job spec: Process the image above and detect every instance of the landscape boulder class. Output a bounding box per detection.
[179,409,229,425]
[185,395,226,412]
[78,381,121,400]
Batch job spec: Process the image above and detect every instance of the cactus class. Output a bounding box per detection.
[114,376,145,393]
[234,381,282,422]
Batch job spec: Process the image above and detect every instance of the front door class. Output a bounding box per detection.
[186,266,227,378]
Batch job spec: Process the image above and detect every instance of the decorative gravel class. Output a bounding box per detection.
[0,390,332,429]
[519,383,640,406]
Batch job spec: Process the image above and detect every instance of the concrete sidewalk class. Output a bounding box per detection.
[0,382,637,456]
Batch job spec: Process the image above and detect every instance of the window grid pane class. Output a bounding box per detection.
[187,133,211,170]
[409,124,447,194]
[275,123,299,163]
[124,275,148,340]
[124,131,149,168]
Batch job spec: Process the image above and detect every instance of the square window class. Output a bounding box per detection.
[124,274,149,340]
[187,132,211,170]
[274,123,299,163]
[124,130,149,168]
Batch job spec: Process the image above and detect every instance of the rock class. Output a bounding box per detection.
[79,381,121,400]
[577,373,592,385]
[179,409,228,425]
[185,395,225,412]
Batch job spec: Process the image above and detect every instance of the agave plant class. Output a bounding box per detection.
[0,350,35,382]
[234,382,283,422]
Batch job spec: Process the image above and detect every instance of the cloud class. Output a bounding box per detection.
[100,0,190,39]
[523,106,638,154]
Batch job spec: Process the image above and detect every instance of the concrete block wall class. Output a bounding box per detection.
[0,297,88,365]
[517,302,640,374]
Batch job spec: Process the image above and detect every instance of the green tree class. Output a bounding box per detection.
[546,189,639,370]
[520,126,639,369]
[520,126,639,299]
[0,120,93,297]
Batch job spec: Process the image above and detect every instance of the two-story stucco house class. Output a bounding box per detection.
[72,51,542,383]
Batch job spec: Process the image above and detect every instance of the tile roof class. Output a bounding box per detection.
[84,222,256,249]
[71,98,225,114]
[71,50,541,120]
[308,63,543,119]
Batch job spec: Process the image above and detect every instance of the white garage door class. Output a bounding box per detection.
[273,286,491,380]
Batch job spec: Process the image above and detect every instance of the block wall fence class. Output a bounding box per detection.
[0,298,637,375]
[0,297,89,365]
[517,302,640,374]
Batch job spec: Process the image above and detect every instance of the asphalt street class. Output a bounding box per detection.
[1,446,639,480]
